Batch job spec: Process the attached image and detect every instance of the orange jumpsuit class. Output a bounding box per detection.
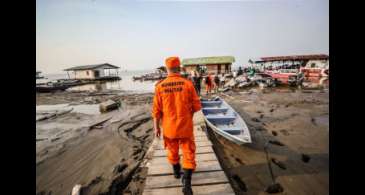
[205,75,213,93]
[152,73,202,170]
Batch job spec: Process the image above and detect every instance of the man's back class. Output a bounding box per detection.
[153,73,201,139]
[152,57,201,195]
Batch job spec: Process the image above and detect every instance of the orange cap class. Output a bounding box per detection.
[165,57,181,68]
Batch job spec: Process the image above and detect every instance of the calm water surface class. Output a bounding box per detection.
[39,70,156,93]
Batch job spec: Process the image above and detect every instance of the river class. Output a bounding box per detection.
[38,70,156,93]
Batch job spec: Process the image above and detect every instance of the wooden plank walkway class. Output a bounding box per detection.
[143,111,235,195]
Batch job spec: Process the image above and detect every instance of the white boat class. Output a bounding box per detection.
[201,97,252,145]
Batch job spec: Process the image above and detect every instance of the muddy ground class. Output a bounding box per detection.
[36,91,154,195]
[36,90,153,106]
[36,87,328,195]
[205,87,329,195]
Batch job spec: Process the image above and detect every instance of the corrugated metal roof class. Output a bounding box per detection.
[249,58,264,63]
[182,56,235,66]
[260,54,329,62]
[64,63,120,71]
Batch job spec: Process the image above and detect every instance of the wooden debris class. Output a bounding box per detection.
[99,99,120,113]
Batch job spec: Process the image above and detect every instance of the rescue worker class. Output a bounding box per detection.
[152,56,202,195]
[205,73,213,94]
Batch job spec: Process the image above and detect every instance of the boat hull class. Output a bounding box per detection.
[201,97,252,145]
[36,86,69,93]
[204,121,249,145]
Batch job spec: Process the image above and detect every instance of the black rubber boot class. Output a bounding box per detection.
[182,169,193,195]
[172,163,181,179]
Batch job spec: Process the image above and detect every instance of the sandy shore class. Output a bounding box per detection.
[204,87,329,195]
[36,91,154,195]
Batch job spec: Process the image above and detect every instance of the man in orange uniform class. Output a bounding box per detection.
[205,73,213,94]
[152,56,202,195]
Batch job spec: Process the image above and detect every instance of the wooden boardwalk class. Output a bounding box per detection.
[143,112,235,195]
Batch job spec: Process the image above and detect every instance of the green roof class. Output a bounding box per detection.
[182,56,235,66]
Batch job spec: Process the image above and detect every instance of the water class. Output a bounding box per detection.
[40,70,156,93]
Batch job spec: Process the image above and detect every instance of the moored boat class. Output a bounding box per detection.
[36,83,70,93]
[264,69,298,85]
[201,97,252,145]
[36,71,45,79]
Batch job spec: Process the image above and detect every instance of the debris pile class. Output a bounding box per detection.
[99,99,121,113]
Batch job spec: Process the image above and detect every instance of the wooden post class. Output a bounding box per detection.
[67,71,70,79]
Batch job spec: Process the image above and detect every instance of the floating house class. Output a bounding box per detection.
[248,54,329,71]
[36,71,44,79]
[182,56,235,75]
[248,54,329,85]
[156,66,167,73]
[64,63,121,81]
[133,67,167,81]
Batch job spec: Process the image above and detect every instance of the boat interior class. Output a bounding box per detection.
[201,97,246,137]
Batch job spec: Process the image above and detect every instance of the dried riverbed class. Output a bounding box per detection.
[36,91,154,195]
[205,87,329,195]
[36,87,329,195]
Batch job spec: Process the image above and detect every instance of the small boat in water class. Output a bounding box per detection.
[36,82,70,93]
[54,79,82,87]
[36,71,45,79]
[201,97,252,145]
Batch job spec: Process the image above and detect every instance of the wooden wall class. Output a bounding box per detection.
[183,64,231,75]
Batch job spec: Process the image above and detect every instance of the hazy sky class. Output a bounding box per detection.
[36,0,329,74]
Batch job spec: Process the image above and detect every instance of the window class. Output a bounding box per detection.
[86,71,89,75]
[311,63,316,68]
